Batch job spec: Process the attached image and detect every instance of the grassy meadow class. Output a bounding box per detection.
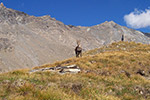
[0,41,150,100]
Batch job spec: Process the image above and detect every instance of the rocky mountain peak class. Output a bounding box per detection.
[108,21,116,24]
[103,21,117,25]
[0,3,29,24]
[100,21,117,26]
[0,2,5,8]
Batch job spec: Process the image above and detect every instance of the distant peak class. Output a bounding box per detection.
[0,2,5,8]
[102,21,116,24]
[103,21,108,23]
[100,21,117,26]
[108,21,116,24]
[40,15,51,19]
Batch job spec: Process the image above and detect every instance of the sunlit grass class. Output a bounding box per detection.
[1,41,150,100]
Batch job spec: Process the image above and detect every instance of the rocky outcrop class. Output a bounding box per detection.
[29,65,81,74]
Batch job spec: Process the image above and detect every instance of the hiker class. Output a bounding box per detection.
[75,40,82,57]
[121,34,124,41]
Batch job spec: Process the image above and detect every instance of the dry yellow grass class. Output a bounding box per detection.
[1,41,150,100]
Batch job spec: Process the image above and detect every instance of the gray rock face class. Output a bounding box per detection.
[0,3,29,24]
[0,3,150,72]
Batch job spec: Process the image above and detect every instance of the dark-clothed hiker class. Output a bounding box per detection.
[75,40,82,57]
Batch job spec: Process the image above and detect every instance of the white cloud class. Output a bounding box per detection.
[124,8,150,29]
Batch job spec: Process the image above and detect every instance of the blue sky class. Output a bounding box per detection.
[1,0,150,32]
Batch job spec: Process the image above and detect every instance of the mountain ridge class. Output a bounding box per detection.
[0,3,150,72]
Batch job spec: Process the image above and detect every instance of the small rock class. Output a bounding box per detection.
[140,90,144,95]
[47,82,57,87]
[123,48,126,50]
[2,80,11,84]
[12,79,26,87]
[145,77,150,80]
[121,70,131,78]
[59,68,81,74]
[137,69,146,76]
[89,60,96,64]
[101,71,111,76]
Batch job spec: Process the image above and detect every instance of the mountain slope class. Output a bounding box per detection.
[0,3,150,72]
[0,42,150,100]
